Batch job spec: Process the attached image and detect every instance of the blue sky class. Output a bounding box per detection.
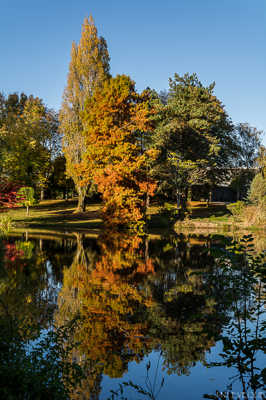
[1,0,265,143]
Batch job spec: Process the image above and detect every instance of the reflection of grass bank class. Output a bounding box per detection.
[4,199,103,231]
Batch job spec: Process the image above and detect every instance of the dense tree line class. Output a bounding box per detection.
[0,16,264,228]
[59,16,263,228]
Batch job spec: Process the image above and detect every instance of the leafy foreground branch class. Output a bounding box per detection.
[0,317,85,400]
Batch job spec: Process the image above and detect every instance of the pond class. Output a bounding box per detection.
[0,230,265,400]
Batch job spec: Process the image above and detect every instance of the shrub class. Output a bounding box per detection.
[248,173,266,206]
[0,215,14,234]
[244,204,266,227]
[243,174,266,227]
[227,201,245,220]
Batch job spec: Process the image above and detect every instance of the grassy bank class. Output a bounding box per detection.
[148,201,265,232]
[2,199,265,233]
[3,199,102,232]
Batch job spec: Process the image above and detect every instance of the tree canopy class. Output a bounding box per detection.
[0,92,59,198]
[81,74,157,228]
[152,73,234,211]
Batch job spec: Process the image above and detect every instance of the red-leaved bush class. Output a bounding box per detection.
[0,179,21,209]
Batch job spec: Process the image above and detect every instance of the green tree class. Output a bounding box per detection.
[153,73,233,214]
[230,123,262,200]
[248,173,266,206]
[255,145,266,177]
[46,155,75,199]
[0,93,59,197]
[59,16,110,213]
[17,187,36,215]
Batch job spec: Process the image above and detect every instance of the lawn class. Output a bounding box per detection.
[147,201,233,229]
[2,199,263,233]
[4,198,103,231]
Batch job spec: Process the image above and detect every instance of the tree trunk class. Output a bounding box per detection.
[145,192,150,222]
[207,189,212,206]
[180,194,187,212]
[40,190,44,201]
[237,184,240,201]
[75,186,87,213]
[176,189,180,209]
[73,233,88,270]
[26,206,29,216]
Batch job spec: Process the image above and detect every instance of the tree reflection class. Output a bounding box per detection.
[0,232,264,399]
[55,230,156,398]
[144,233,230,376]
[0,236,85,399]
[204,237,266,400]
[0,238,51,337]
[56,232,248,398]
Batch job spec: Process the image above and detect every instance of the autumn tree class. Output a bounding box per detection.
[59,16,110,212]
[81,75,157,229]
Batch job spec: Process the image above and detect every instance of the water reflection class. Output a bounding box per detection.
[204,237,266,400]
[0,231,265,399]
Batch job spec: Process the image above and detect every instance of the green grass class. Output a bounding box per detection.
[3,198,103,231]
[148,201,232,225]
[2,199,264,234]
[186,201,231,219]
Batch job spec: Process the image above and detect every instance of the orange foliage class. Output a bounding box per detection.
[56,231,155,381]
[81,75,157,228]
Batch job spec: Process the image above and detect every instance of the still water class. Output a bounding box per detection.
[0,230,265,399]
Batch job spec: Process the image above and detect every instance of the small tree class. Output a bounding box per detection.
[248,173,266,206]
[17,187,36,215]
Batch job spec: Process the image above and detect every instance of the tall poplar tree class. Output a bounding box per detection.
[59,16,110,212]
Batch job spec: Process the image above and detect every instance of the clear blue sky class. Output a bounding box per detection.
[1,0,265,143]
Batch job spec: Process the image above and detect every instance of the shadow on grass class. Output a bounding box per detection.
[148,202,231,229]
[23,213,102,228]
[188,203,230,220]
[33,199,78,212]
[10,199,103,231]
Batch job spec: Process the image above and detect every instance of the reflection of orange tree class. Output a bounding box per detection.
[79,232,154,375]
[55,231,155,398]
[56,232,241,398]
